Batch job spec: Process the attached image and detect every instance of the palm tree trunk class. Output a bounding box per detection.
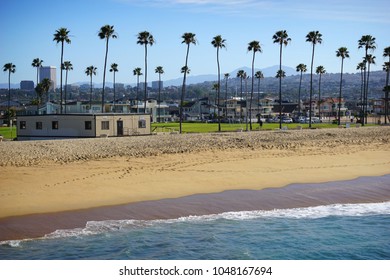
[36,68,39,88]
[298,71,303,116]
[102,38,109,113]
[60,41,64,114]
[318,74,322,122]
[257,78,260,121]
[36,68,39,112]
[338,58,344,125]
[113,72,116,112]
[250,52,255,131]
[365,62,371,124]
[217,48,221,132]
[158,73,161,123]
[279,43,283,129]
[240,78,243,122]
[362,49,368,126]
[225,78,228,120]
[90,75,93,112]
[359,68,364,122]
[136,76,139,114]
[64,69,68,114]
[245,78,248,131]
[385,63,390,124]
[144,44,148,112]
[309,44,315,128]
[180,45,190,134]
[8,70,11,117]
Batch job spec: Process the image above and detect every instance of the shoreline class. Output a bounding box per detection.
[1,127,390,241]
[1,174,390,242]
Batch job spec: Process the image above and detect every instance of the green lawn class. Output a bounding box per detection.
[152,122,343,133]
[0,122,373,140]
[0,126,17,140]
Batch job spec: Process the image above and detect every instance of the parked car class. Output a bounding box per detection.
[282,117,293,123]
[312,117,321,123]
[299,117,308,124]
[299,117,321,124]
[266,117,277,123]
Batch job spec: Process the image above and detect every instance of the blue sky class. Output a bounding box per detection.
[1,0,389,85]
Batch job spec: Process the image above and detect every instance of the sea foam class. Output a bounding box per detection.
[2,201,389,247]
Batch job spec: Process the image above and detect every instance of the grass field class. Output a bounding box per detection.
[0,126,17,140]
[0,122,374,140]
[151,121,344,133]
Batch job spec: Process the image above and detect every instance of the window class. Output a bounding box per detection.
[85,121,92,130]
[19,121,26,129]
[138,119,146,128]
[36,122,42,130]
[52,121,59,130]
[101,121,109,130]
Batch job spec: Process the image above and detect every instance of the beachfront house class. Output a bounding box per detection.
[16,113,151,140]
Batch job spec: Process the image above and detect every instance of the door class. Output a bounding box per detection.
[117,120,123,136]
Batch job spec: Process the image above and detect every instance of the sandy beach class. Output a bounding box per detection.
[1,126,390,241]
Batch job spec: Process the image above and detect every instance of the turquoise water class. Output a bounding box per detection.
[1,202,389,260]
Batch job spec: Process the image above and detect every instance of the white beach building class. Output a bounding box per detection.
[16,113,151,140]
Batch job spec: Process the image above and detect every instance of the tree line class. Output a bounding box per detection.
[3,26,390,130]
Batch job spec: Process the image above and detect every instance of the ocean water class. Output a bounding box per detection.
[1,202,389,260]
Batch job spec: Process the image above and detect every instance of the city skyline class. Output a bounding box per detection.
[1,0,389,86]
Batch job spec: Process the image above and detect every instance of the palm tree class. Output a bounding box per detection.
[133,67,143,113]
[358,35,376,125]
[180,33,197,134]
[296,63,307,116]
[155,66,164,122]
[315,65,326,122]
[137,31,154,112]
[224,73,230,119]
[109,63,118,112]
[383,46,390,124]
[31,58,43,87]
[32,58,44,111]
[273,30,291,129]
[85,65,97,111]
[306,31,323,128]
[276,70,286,78]
[335,47,349,125]
[98,25,117,113]
[365,54,376,122]
[356,61,366,119]
[255,70,264,119]
[211,35,226,132]
[236,70,245,122]
[35,78,51,112]
[62,61,73,114]
[248,40,262,130]
[53,27,71,114]
[3,63,16,120]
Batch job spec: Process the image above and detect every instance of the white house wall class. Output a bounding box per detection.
[17,114,150,140]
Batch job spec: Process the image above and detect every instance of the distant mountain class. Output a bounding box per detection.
[164,74,218,87]
[163,65,296,87]
[229,65,296,77]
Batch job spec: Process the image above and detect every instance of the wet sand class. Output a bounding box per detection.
[1,175,389,241]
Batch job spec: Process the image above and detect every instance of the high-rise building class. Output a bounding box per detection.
[39,66,57,92]
[152,80,163,90]
[20,80,34,91]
